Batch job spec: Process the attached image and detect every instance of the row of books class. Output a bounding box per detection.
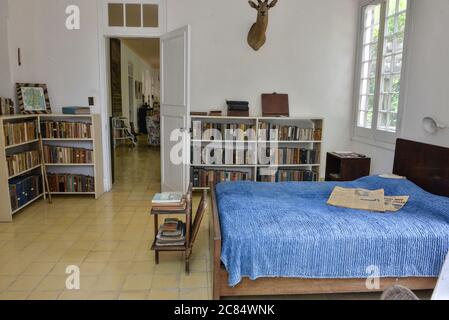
[43,145,93,164]
[271,148,319,165]
[0,98,14,116]
[7,150,40,177]
[258,123,322,141]
[40,121,92,139]
[48,173,95,193]
[3,121,37,146]
[192,121,256,141]
[258,169,319,182]
[9,175,42,211]
[155,218,186,247]
[192,146,257,165]
[192,168,251,188]
[152,192,187,212]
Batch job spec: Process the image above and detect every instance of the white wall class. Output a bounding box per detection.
[0,0,12,98]
[351,0,449,174]
[7,0,101,113]
[167,0,359,162]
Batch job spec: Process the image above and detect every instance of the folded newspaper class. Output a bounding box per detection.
[327,187,409,213]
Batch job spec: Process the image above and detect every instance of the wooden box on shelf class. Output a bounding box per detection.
[325,152,371,182]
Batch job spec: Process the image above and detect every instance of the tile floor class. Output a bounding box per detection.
[0,139,432,300]
[0,141,212,300]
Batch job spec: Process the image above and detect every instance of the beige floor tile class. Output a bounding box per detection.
[151,274,179,289]
[103,261,133,275]
[118,291,149,300]
[0,276,16,291]
[92,275,125,291]
[148,289,179,300]
[154,261,182,274]
[35,275,67,292]
[23,262,56,275]
[129,261,154,274]
[0,261,29,276]
[122,274,153,291]
[8,275,44,291]
[78,262,107,276]
[88,291,119,300]
[85,251,113,262]
[179,288,210,300]
[58,290,91,300]
[180,272,209,289]
[0,291,30,300]
[27,291,61,300]
[108,250,136,262]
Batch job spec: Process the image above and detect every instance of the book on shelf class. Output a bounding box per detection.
[3,120,37,146]
[191,168,251,188]
[258,123,322,141]
[43,145,93,164]
[48,173,95,193]
[264,148,319,165]
[152,198,187,212]
[191,121,256,141]
[7,150,40,177]
[258,169,318,182]
[0,98,15,116]
[156,218,186,247]
[62,107,91,115]
[41,120,92,139]
[209,110,222,116]
[152,192,184,205]
[9,175,42,210]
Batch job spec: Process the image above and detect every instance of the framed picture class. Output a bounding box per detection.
[16,83,52,114]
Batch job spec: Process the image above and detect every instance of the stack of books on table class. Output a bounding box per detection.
[152,192,187,212]
[156,218,186,247]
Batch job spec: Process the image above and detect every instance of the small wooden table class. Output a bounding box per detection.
[326,152,371,182]
[151,205,193,273]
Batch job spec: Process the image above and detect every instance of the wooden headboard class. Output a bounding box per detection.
[393,139,449,198]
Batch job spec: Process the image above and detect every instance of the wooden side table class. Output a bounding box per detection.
[325,152,371,182]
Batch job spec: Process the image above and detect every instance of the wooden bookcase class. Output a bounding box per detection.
[0,114,104,222]
[190,116,324,190]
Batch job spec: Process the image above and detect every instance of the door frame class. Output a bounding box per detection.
[97,0,167,191]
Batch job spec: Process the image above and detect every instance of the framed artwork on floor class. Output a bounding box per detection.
[16,83,52,114]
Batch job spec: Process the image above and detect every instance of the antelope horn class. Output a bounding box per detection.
[268,0,278,8]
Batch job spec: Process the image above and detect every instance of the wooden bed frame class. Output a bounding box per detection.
[211,139,449,299]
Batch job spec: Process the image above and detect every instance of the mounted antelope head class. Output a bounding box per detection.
[247,0,278,51]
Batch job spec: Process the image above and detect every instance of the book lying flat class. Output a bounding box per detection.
[152,192,184,204]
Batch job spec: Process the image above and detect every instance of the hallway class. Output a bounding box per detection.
[0,142,212,300]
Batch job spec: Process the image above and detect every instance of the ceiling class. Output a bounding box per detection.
[121,38,160,70]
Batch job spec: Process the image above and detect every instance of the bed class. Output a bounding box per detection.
[210,139,449,299]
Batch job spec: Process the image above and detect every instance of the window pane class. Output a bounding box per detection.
[108,3,124,27]
[359,111,373,129]
[143,4,159,28]
[126,4,141,27]
[376,0,408,133]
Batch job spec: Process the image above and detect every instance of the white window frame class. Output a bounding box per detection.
[352,0,413,147]
[102,0,167,37]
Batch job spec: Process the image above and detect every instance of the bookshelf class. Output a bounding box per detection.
[0,114,104,222]
[190,116,324,189]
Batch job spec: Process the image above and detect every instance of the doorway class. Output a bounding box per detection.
[108,37,162,190]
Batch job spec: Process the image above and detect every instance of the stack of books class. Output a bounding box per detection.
[41,120,92,139]
[7,150,40,177]
[43,145,93,164]
[152,192,187,212]
[155,218,186,247]
[48,173,95,193]
[3,121,37,146]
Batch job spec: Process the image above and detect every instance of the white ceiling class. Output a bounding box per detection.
[121,38,160,70]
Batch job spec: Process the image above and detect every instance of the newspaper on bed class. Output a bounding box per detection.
[327,187,386,212]
[327,187,409,212]
[384,196,410,212]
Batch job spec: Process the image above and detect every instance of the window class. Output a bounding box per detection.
[104,0,165,36]
[355,0,409,142]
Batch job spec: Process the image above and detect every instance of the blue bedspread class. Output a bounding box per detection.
[216,176,449,286]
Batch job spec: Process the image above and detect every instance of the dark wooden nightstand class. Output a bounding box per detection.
[325,152,371,182]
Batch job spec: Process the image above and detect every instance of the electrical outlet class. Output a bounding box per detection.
[88,97,94,106]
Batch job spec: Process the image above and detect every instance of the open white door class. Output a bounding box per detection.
[160,26,191,192]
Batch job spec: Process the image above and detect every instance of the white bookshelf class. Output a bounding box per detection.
[0,114,104,222]
[190,116,324,189]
